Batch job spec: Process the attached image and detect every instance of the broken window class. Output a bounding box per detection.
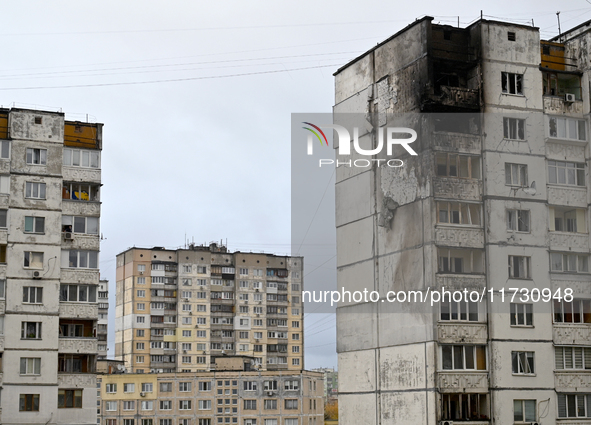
[437,202,481,225]
[501,72,523,95]
[508,31,516,41]
[512,351,535,374]
[435,153,480,179]
[438,248,484,274]
[503,117,525,140]
[505,163,528,187]
[543,71,582,99]
[506,209,530,232]
[508,256,531,279]
[551,206,586,233]
[442,393,489,421]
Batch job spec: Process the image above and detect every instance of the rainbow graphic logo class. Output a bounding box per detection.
[302,122,328,155]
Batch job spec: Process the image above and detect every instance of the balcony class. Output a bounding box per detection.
[433,177,482,201]
[62,199,101,216]
[543,95,584,115]
[547,186,587,208]
[59,337,98,354]
[61,233,100,251]
[59,302,98,319]
[435,226,484,249]
[432,131,481,154]
[435,274,486,291]
[62,166,101,184]
[60,268,99,285]
[555,371,591,392]
[554,324,591,345]
[550,232,589,252]
[437,371,489,392]
[437,323,487,344]
[423,86,480,111]
[58,373,96,388]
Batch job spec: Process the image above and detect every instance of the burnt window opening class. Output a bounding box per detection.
[443,30,452,40]
[34,117,42,125]
[542,45,550,55]
[508,32,516,41]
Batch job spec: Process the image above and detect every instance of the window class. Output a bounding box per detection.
[508,31,516,41]
[285,399,298,409]
[514,400,536,422]
[24,216,45,233]
[244,421,257,425]
[137,303,145,311]
[183,330,191,337]
[503,117,525,140]
[124,420,135,425]
[292,346,300,353]
[20,394,40,411]
[512,351,535,374]
[62,216,99,234]
[502,72,523,95]
[285,380,299,390]
[142,420,153,425]
[124,383,135,393]
[199,400,211,410]
[244,400,256,410]
[549,117,586,141]
[141,401,153,411]
[105,401,117,411]
[105,383,117,393]
[0,280,5,299]
[436,153,481,179]
[160,400,172,410]
[179,382,191,392]
[551,253,589,273]
[438,248,483,274]
[508,256,531,279]
[437,202,481,225]
[198,381,211,391]
[510,303,533,326]
[60,284,97,302]
[24,251,44,269]
[26,148,47,165]
[548,161,585,186]
[551,206,586,233]
[292,358,300,366]
[505,163,528,187]
[63,148,100,168]
[137,276,145,284]
[136,317,145,324]
[440,300,479,322]
[557,393,591,418]
[442,393,489,421]
[506,209,530,232]
[160,420,172,425]
[264,400,277,410]
[63,250,99,269]
[20,357,41,375]
[62,182,100,202]
[26,182,46,199]
[123,401,135,410]
[554,299,591,323]
[179,400,191,410]
[58,389,82,408]
[555,346,591,370]
[441,345,486,370]
[23,287,43,304]
[0,209,6,228]
[243,381,257,391]
[136,342,145,350]
[141,383,153,392]
[21,322,42,339]
[136,356,144,363]
[160,382,172,392]
[0,140,9,159]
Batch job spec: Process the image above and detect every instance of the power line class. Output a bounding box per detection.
[0,64,342,91]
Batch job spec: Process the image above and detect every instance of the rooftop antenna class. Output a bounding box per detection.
[557,12,562,43]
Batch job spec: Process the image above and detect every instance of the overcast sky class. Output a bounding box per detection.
[1,0,589,370]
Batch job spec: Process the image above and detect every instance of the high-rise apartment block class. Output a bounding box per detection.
[335,17,591,424]
[0,108,102,425]
[98,279,109,359]
[115,245,303,373]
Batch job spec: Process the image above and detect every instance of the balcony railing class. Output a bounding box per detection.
[437,371,489,392]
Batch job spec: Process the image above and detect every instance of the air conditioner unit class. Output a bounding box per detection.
[63,232,73,240]
[565,93,576,102]
[150,369,156,373]
[202,351,206,354]
[139,271,144,275]
[183,350,188,354]
[33,271,41,278]
[255,288,259,292]
[195,325,199,328]
[439,421,453,425]
[267,391,273,396]
[140,392,146,397]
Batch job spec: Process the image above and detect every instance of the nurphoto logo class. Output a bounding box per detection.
[302,122,418,168]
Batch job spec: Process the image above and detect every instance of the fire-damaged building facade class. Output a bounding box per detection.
[334,16,591,425]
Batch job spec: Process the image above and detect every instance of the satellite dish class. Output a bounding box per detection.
[523,181,536,196]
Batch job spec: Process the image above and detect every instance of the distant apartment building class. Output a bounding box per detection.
[310,368,337,401]
[98,279,109,359]
[97,356,324,425]
[0,108,102,424]
[334,16,591,425]
[115,244,303,373]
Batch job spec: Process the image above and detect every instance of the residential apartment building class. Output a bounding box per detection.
[0,108,102,424]
[99,279,109,359]
[310,367,337,401]
[115,245,303,373]
[97,357,324,425]
[334,16,591,425]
